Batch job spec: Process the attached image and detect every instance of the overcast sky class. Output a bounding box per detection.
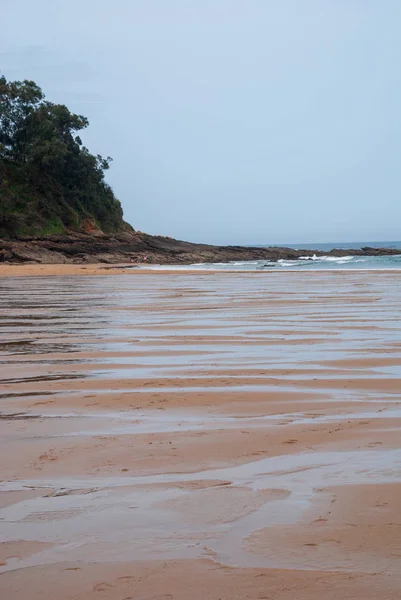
[2,1,401,244]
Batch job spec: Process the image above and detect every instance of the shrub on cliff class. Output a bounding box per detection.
[0,76,129,237]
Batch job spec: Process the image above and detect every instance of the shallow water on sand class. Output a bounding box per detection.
[1,271,401,596]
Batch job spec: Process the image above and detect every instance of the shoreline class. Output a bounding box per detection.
[2,262,401,277]
[2,231,401,267]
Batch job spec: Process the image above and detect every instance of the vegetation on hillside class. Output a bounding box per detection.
[0,76,129,237]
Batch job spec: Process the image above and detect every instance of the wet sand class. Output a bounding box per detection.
[0,263,155,277]
[1,269,401,598]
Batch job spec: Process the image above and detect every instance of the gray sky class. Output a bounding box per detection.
[2,1,401,244]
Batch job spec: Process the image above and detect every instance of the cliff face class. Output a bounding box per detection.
[0,163,132,239]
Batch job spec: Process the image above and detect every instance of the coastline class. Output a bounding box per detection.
[1,262,401,276]
[2,231,401,267]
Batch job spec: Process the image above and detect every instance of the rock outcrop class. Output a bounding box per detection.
[1,231,400,265]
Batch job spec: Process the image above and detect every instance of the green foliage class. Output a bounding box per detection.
[0,75,127,237]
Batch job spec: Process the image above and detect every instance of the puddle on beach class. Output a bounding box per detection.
[1,272,401,574]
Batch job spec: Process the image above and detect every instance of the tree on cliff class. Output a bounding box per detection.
[0,76,128,237]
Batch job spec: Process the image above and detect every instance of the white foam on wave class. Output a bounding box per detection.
[276,260,298,267]
[299,254,355,263]
[136,254,397,271]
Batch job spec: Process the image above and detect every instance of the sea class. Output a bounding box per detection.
[144,241,401,271]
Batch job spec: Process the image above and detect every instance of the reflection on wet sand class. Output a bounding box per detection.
[1,271,401,599]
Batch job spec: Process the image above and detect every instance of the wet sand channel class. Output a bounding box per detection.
[1,270,401,599]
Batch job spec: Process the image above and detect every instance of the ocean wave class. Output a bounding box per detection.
[299,254,355,263]
[277,259,298,267]
[138,254,401,271]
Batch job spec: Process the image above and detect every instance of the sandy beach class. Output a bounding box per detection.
[1,268,401,599]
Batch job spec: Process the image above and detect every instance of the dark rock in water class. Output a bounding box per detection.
[360,246,401,255]
[1,232,400,265]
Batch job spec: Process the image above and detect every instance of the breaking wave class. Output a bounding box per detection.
[299,254,355,263]
[139,253,401,271]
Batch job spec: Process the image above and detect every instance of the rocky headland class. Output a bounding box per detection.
[1,230,400,265]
